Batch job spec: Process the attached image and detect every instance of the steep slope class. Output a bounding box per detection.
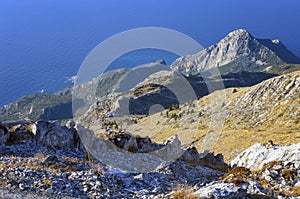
[257,38,300,64]
[171,29,300,75]
[121,70,300,162]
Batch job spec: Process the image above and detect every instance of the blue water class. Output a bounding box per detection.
[1,0,300,107]
[107,49,179,71]
[0,46,179,107]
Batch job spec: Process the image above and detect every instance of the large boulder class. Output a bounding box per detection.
[106,132,162,153]
[32,120,78,149]
[152,134,183,161]
[7,123,34,143]
[194,182,247,199]
[0,124,9,145]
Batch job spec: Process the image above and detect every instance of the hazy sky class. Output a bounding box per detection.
[1,0,300,56]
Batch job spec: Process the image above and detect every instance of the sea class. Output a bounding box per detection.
[0,1,183,107]
[0,45,179,107]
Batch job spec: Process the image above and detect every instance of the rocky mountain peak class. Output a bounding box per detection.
[171,29,299,75]
[226,28,252,39]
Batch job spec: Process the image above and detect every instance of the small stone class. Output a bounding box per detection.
[134,174,143,179]
[273,164,282,171]
[96,181,102,186]
[43,155,59,166]
[62,173,67,179]
[19,183,25,190]
[269,170,279,178]
[66,121,76,129]
[47,188,54,194]
[83,186,88,192]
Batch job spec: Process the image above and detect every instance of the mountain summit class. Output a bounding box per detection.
[171,29,300,75]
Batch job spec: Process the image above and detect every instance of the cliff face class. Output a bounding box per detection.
[171,29,300,75]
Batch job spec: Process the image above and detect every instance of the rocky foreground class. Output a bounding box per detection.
[0,121,300,198]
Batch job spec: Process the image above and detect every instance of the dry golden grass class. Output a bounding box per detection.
[292,186,300,196]
[211,128,300,162]
[171,184,198,199]
[219,166,251,185]
[131,71,300,162]
[281,169,297,180]
[42,179,52,186]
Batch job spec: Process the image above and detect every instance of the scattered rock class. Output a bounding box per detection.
[1,121,300,198]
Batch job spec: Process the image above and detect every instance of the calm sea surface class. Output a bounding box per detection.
[0,44,178,107]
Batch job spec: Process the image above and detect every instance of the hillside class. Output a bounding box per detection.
[0,69,128,122]
[117,70,300,162]
[0,93,72,122]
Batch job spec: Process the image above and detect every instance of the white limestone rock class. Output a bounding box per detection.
[195,181,246,198]
[231,142,300,170]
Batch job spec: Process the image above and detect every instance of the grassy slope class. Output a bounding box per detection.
[125,70,300,162]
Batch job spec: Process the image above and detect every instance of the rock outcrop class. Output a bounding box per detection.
[216,142,300,198]
[32,120,81,149]
[195,181,247,198]
[6,123,34,143]
[104,131,162,153]
[0,123,9,145]
[180,147,228,172]
[0,120,82,150]
[231,142,300,170]
[100,131,229,172]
